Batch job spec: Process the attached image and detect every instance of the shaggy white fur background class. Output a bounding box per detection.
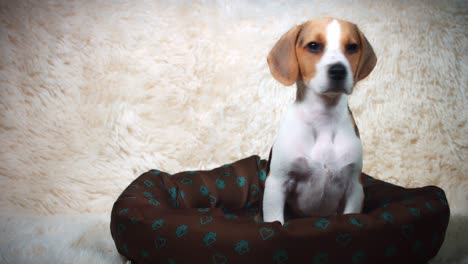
[0,0,466,263]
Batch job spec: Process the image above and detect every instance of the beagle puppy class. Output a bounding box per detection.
[263,18,377,225]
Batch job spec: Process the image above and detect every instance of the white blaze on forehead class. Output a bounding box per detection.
[326,20,341,51]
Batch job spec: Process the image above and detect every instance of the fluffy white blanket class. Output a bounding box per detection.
[0,0,466,263]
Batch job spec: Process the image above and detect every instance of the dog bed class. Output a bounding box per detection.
[110,155,449,264]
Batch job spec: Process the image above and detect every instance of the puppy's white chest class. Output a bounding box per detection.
[273,104,363,216]
[279,105,362,171]
[309,127,361,170]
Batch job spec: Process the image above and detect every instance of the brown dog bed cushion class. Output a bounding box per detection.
[110,155,449,264]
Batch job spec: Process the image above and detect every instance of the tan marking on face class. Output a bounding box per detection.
[295,18,366,84]
[296,18,370,81]
[337,20,362,80]
[295,18,332,82]
[294,18,336,100]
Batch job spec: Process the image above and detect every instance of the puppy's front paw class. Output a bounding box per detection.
[263,215,284,226]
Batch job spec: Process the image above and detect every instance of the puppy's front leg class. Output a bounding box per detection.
[263,174,287,225]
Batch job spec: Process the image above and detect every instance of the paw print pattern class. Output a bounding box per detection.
[234,240,250,255]
[212,253,227,264]
[257,170,267,181]
[144,180,154,187]
[203,232,217,246]
[154,236,166,250]
[250,184,259,196]
[200,215,213,225]
[180,177,192,185]
[167,187,179,208]
[224,213,238,219]
[273,250,288,264]
[336,233,352,247]
[128,184,138,190]
[209,195,217,206]
[215,179,225,189]
[315,218,330,230]
[119,208,129,216]
[381,212,394,223]
[148,198,160,206]
[408,207,420,217]
[349,217,364,227]
[237,176,246,187]
[199,185,209,196]
[176,225,188,238]
[425,202,434,211]
[167,188,177,199]
[149,169,161,175]
[152,219,164,231]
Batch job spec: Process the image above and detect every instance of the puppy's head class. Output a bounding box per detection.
[267,18,377,97]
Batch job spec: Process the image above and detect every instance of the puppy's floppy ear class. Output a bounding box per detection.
[355,27,377,82]
[267,25,302,86]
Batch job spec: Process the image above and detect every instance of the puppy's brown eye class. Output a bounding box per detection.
[346,43,358,54]
[306,42,323,53]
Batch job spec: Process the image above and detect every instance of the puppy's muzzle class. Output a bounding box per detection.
[325,63,349,94]
[328,63,347,81]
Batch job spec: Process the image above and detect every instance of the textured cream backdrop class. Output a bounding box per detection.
[0,0,466,263]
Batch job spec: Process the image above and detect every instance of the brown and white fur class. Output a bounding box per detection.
[263,18,377,225]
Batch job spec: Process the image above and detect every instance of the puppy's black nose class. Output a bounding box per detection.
[328,63,347,81]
